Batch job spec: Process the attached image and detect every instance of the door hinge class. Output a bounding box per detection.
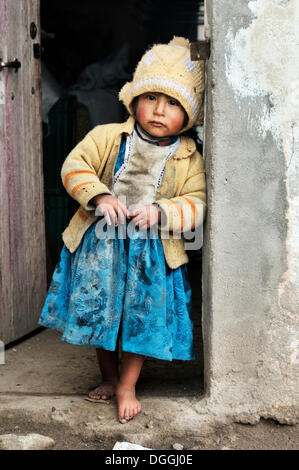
[0,58,21,72]
[190,41,210,61]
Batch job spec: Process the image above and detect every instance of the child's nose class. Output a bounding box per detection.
[154,99,166,115]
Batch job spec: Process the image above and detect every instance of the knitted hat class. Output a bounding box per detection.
[119,36,205,132]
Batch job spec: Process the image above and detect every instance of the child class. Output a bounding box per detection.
[38,37,206,424]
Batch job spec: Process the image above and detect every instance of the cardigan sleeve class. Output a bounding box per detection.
[154,151,206,233]
[61,130,112,211]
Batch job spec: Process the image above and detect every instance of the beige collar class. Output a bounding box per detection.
[173,137,196,159]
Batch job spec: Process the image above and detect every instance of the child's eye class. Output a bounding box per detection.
[146,94,156,101]
[169,99,179,106]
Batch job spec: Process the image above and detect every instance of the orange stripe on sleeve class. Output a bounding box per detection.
[170,200,184,230]
[64,170,97,187]
[71,181,95,197]
[78,209,88,221]
[181,196,197,227]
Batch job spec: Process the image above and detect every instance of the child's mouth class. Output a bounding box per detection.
[150,121,164,127]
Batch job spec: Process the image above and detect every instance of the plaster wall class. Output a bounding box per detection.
[199,0,298,423]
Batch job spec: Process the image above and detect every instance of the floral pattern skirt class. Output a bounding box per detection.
[38,219,194,361]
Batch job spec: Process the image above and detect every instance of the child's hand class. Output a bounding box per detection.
[93,194,130,226]
[131,204,161,230]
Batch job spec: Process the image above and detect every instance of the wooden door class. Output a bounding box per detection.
[0,0,46,344]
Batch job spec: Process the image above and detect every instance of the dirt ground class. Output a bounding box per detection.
[0,328,298,451]
[0,411,298,450]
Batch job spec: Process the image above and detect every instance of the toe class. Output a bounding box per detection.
[118,410,125,423]
[89,387,101,399]
[121,406,128,420]
[119,407,129,424]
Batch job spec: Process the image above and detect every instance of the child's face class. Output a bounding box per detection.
[136,92,186,137]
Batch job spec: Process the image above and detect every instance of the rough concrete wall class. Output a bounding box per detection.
[199,0,298,424]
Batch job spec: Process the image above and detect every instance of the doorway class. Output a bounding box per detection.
[40,0,205,397]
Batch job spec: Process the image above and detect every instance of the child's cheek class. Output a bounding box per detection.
[136,104,148,124]
[169,113,184,131]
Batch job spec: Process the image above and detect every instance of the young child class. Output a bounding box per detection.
[38,37,206,424]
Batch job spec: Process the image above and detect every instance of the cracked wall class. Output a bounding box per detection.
[201,0,298,423]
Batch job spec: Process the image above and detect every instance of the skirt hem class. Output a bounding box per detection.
[39,325,195,362]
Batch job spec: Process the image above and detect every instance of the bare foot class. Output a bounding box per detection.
[88,380,117,400]
[116,384,142,424]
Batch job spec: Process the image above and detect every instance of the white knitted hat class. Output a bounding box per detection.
[119,36,205,132]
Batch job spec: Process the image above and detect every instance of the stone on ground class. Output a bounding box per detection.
[113,441,151,450]
[172,442,184,450]
[0,433,55,450]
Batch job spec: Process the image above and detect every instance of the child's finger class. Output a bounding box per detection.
[105,207,117,226]
[117,200,131,219]
[102,208,112,225]
[115,205,126,224]
[116,199,129,216]
[109,207,118,225]
[132,214,145,225]
[136,218,148,229]
[139,221,148,230]
[131,207,144,217]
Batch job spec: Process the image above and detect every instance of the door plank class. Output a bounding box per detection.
[0,0,46,344]
[0,0,14,344]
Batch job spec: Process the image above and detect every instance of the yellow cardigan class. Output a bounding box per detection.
[61,116,206,269]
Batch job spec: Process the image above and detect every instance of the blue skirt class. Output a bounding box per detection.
[38,219,194,361]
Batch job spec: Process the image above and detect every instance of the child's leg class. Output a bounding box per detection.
[89,326,122,400]
[88,346,120,400]
[116,351,144,424]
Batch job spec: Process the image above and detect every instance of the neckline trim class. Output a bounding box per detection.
[135,123,177,147]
